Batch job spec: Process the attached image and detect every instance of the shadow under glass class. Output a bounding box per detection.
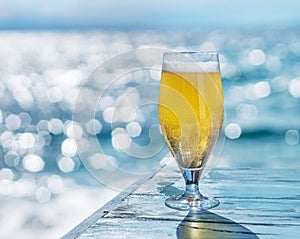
[177,210,259,239]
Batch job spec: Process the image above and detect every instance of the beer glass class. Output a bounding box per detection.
[158,52,224,210]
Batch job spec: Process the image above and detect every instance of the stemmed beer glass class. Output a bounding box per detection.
[158,52,224,210]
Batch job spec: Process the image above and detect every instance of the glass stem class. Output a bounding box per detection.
[182,169,202,200]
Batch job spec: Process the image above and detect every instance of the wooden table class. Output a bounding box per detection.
[62,162,300,239]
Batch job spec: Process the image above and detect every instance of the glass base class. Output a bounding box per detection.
[165,194,219,211]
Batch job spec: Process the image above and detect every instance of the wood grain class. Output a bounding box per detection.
[62,162,300,239]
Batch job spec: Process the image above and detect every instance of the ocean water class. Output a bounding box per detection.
[0,29,299,238]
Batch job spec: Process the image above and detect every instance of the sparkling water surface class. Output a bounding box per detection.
[0,29,299,238]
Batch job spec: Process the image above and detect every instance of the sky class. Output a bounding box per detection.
[0,0,299,29]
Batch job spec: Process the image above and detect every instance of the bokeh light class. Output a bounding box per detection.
[285,130,299,145]
[126,122,142,137]
[61,138,77,157]
[111,128,132,151]
[47,175,63,194]
[35,186,51,203]
[47,86,63,103]
[5,114,21,131]
[288,78,300,98]
[225,123,242,140]
[90,153,112,170]
[248,49,266,66]
[23,154,45,173]
[245,81,271,100]
[64,121,83,139]
[85,119,102,135]
[0,168,14,181]
[4,151,20,167]
[48,118,64,135]
[57,157,75,173]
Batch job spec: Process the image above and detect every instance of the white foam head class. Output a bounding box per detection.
[163,61,219,72]
[162,52,220,73]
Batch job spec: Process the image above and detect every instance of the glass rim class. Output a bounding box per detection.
[163,51,219,56]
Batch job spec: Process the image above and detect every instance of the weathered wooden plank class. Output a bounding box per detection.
[105,195,300,224]
[62,162,300,239]
[60,166,166,239]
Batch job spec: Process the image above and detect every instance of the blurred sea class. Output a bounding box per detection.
[0,28,300,238]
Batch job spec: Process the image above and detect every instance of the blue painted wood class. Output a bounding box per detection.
[62,162,300,239]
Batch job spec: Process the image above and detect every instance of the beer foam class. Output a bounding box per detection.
[162,61,219,73]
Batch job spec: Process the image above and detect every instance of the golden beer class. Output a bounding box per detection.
[158,71,224,169]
